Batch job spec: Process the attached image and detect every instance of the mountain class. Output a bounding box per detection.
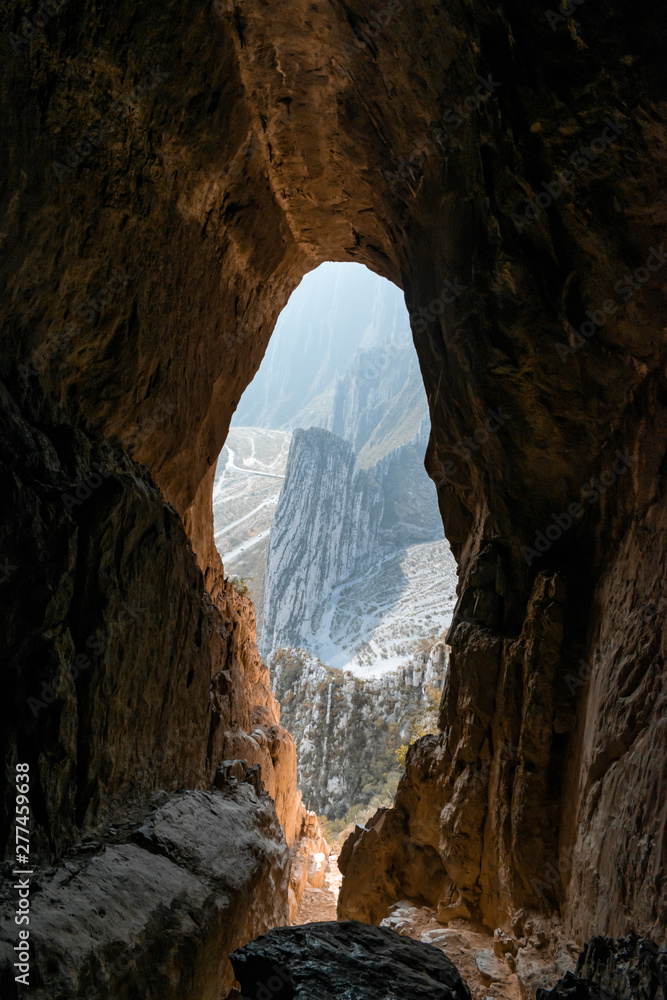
[214,262,458,675]
[232,263,412,432]
[259,421,458,669]
[212,428,291,635]
[260,427,384,655]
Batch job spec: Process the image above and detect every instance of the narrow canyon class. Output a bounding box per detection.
[0,0,665,998]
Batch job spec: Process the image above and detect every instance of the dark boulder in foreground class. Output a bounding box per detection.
[229,920,472,1000]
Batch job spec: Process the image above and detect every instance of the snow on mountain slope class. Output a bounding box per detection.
[213,263,459,681]
[305,540,457,678]
[213,427,291,632]
[260,428,384,655]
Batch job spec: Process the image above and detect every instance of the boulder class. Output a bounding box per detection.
[0,785,289,1000]
[230,920,472,1000]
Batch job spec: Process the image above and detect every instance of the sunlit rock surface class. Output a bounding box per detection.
[261,422,456,666]
[272,642,447,818]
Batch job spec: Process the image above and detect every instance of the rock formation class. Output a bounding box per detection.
[229,920,472,1000]
[261,427,384,653]
[232,262,413,438]
[0,779,290,1000]
[271,643,447,819]
[261,420,449,658]
[0,385,322,992]
[0,0,665,993]
[536,935,667,1000]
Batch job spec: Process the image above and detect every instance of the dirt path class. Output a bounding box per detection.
[292,852,343,924]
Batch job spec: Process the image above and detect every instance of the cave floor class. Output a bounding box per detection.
[293,856,577,999]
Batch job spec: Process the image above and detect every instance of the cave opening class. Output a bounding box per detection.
[213,261,459,876]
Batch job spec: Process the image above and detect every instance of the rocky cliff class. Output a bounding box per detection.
[301,340,427,466]
[0,0,665,993]
[271,643,447,820]
[261,427,384,654]
[260,420,450,660]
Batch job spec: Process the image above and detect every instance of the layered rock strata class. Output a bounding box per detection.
[261,428,384,654]
[261,420,447,657]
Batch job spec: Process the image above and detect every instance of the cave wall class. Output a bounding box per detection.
[0,0,665,969]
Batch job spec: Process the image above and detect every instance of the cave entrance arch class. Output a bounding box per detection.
[212,261,457,836]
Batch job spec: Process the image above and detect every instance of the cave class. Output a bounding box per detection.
[0,0,665,997]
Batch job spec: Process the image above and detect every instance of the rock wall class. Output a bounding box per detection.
[0,382,319,993]
[0,780,291,1000]
[0,0,665,986]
